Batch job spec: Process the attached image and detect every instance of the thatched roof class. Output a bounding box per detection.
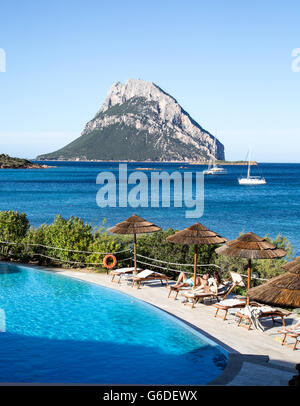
[282,257,300,271]
[107,214,161,235]
[248,258,300,308]
[215,232,287,259]
[166,223,227,246]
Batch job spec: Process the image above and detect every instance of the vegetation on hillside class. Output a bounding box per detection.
[37,96,213,162]
[0,211,294,291]
[0,154,45,169]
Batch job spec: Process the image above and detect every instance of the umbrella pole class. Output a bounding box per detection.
[193,244,198,289]
[133,233,137,275]
[246,258,252,305]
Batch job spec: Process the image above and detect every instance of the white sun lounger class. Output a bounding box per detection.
[128,269,170,289]
[110,267,141,283]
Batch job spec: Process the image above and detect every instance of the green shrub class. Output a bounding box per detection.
[41,215,94,265]
[0,211,295,285]
[86,228,129,270]
[0,211,29,258]
[136,229,220,277]
[215,233,295,293]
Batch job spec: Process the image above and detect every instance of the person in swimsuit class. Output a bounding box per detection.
[172,271,205,289]
[194,270,222,294]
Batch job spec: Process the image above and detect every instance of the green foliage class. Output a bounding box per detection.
[37,96,214,162]
[86,228,126,267]
[44,215,93,263]
[23,224,51,264]
[136,229,220,277]
[0,211,295,286]
[0,211,133,270]
[215,233,295,293]
[0,153,37,168]
[254,234,294,280]
[0,211,29,257]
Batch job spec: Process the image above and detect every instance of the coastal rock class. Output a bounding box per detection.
[0,154,48,169]
[37,79,225,162]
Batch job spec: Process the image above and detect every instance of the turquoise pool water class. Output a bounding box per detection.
[0,263,227,384]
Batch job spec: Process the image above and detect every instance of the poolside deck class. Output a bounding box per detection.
[46,267,300,386]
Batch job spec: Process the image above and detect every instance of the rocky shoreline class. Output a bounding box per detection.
[37,158,257,165]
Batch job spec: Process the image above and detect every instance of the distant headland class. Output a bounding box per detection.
[0,154,50,169]
[36,158,257,166]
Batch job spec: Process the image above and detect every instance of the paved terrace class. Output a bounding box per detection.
[43,267,300,386]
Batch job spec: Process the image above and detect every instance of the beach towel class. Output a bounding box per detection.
[240,306,265,332]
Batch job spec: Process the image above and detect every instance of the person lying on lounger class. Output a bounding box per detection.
[172,271,204,289]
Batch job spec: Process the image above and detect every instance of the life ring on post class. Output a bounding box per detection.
[103,254,117,270]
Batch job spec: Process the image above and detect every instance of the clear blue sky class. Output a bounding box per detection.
[0,0,299,162]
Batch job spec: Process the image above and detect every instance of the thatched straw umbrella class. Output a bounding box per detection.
[282,257,300,271]
[215,232,286,304]
[107,214,161,274]
[166,223,227,288]
[248,257,300,308]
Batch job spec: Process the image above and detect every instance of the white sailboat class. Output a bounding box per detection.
[203,137,226,175]
[238,149,266,185]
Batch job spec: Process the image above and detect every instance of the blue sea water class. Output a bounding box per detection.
[0,161,300,253]
[0,263,227,384]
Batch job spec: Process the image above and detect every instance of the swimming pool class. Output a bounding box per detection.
[0,263,227,384]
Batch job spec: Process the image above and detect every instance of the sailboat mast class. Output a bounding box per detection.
[247,148,251,178]
[213,136,217,168]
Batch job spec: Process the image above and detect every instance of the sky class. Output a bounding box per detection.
[0,0,299,162]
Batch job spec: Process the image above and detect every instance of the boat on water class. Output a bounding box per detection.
[203,137,226,175]
[204,165,227,175]
[238,149,266,185]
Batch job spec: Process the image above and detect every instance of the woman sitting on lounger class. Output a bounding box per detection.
[194,270,222,294]
[209,270,222,293]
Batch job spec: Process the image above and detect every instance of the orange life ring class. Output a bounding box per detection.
[103,254,117,269]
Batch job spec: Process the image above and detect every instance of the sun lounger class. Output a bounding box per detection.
[235,305,291,331]
[168,274,223,300]
[213,297,263,320]
[110,267,142,283]
[128,269,170,289]
[179,271,245,308]
[181,282,234,308]
[168,285,192,300]
[277,327,300,350]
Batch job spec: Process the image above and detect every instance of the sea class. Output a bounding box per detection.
[0,161,300,255]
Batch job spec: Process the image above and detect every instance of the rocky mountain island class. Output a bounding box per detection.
[37,79,225,162]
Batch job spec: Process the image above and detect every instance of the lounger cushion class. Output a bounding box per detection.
[135,269,153,278]
[229,271,245,287]
[111,267,135,274]
[218,298,245,307]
